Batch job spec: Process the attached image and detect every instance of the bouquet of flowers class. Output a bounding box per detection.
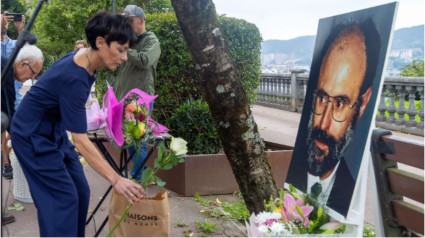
[245,185,345,236]
[122,93,150,148]
[120,91,153,171]
[118,89,187,187]
[93,88,189,237]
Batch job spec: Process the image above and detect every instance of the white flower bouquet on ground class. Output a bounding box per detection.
[245,185,345,236]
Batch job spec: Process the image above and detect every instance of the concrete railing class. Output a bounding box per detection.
[256,71,309,113]
[376,77,424,136]
[256,72,424,136]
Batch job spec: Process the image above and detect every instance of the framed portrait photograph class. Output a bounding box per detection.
[285,2,398,220]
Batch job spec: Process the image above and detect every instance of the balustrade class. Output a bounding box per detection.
[256,73,424,136]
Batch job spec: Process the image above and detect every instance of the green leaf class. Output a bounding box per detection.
[162,163,173,170]
[157,141,167,159]
[7,202,24,211]
[292,226,300,234]
[322,229,335,234]
[194,192,200,200]
[289,184,296,193]
[155,176,166,187]
[317,206,323,219]
[154,159,161,169]
[296,205,304,217]
[141,168,155,187]
[308,220,316,232]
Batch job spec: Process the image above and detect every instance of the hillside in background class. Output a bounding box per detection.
[261,36,316,54]
[391,25,424,50]
[261,24,424,74]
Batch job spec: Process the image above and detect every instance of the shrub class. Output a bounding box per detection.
[166,99,222,154]
[147,12,200,122]
[93,9,262,154]
[219,16,262,105]
[94,69,111,105]
[145,12,262,123]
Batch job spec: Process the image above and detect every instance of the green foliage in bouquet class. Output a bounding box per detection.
[122,92,189,186]
[108,136,188,237]
[167,99,222,154]
[139,137,187,187]
[121,93,151,160]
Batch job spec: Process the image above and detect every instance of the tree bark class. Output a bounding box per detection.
[171,0,278,214]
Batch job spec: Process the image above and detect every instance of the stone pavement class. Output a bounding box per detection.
[1,160,249,237]
[1,104,423,236]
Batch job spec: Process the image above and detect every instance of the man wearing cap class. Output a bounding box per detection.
[112,5,161,182]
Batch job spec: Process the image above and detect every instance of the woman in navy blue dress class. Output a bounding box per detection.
[10,12,143,237]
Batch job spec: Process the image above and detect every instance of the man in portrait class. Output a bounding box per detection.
[286,19,381,217]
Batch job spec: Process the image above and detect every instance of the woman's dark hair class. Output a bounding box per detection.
[85,11,135,50]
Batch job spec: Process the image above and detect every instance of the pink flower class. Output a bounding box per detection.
[125,111,133,119]
[264,219,275,227]
[280,194,314,227]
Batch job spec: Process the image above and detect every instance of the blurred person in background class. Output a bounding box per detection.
[1,11,25,180]
[112,4,161,182]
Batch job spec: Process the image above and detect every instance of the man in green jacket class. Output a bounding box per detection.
[112,5,161,181]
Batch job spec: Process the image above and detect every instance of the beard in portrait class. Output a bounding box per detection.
[286,20,380,217]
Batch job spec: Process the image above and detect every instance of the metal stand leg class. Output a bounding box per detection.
[95,217,109,237]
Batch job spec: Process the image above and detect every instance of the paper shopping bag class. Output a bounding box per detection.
[108,189,170,237]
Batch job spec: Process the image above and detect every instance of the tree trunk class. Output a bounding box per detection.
[171,0,278,214]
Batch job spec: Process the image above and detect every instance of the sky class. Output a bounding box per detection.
[213,0,424,40]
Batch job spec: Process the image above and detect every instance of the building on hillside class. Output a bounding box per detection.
[389,48,422,61]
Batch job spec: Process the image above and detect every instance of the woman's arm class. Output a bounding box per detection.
[71,132,143,204]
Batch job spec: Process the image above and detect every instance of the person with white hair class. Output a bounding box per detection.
[1,44,43,128]
[1,44,43,185]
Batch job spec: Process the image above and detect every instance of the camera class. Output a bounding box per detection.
[6,13,22,22]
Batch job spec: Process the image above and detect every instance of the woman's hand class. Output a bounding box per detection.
[113,176,144,204]
[71,132,144,205]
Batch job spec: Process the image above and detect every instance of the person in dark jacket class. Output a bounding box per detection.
[112,5,161,182]
[10,12,144,236]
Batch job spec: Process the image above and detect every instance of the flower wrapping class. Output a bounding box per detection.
[86,100,107,131]
[245,187,345,236]
[86,87,168,146]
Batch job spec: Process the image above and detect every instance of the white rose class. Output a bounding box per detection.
[170,137,188,156]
